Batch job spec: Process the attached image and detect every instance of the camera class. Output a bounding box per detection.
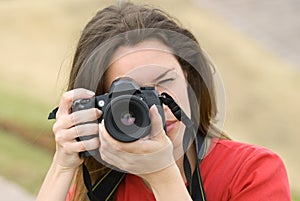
[72,77,166,157]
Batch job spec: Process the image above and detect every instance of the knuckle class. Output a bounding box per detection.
[55,132,64,143]
[79,140,88,151]
[89,108,99,117]
[52,122,58,133]
[72,125,81,136]
[52,121,63,134]
[79,142,86,151]
[70,115,77,126]
[62,92,73,103]
[61,144,70,154]
[93,108,101,119]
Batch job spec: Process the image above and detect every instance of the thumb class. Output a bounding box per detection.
[149,105,166,139]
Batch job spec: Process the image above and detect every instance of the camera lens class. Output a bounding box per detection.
[103,95,151,142]
[120,112,136,126]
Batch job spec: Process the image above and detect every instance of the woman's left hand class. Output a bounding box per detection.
[99,105,175,176]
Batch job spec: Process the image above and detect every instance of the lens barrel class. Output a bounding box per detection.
[103,95,151,142]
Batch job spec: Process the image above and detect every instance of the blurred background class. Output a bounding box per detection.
[0,0,299,200]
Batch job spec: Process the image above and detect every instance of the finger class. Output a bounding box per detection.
[149,105,165,138]
[53,114,75,132]
[64,138,100,154]
[72,108,102,125]
[53,108,101,131]
[57,88,95,117]
[56,123,99,142]
[98,122,115,149]
[74,123,99,138]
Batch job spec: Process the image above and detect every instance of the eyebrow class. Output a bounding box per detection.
[152,68,175,83]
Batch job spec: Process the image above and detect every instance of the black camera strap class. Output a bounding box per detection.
[82,164,125,201]
[48,92,207,201]
[160,92,207,201]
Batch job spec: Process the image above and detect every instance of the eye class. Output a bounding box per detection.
[156,77,175,85]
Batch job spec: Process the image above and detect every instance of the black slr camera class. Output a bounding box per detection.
[72,77,165,157]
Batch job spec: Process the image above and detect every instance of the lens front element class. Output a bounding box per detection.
[104,95,151,142]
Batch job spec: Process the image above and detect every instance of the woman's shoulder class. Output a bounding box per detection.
[203,138,285,172]
[201,138,291,200]
[207,138,280,160]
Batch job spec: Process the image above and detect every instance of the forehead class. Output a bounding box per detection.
[106,39,184,84]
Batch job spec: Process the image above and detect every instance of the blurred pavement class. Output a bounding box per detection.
[193,0,300,69]
[0,177,34,201]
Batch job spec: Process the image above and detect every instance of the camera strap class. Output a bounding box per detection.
[82,164,125,201]
[160,92,207,201]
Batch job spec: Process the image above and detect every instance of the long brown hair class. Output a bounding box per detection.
[69,2,228,200]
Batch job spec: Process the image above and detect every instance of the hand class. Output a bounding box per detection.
[99,105,175,177]
[52,88,101,170]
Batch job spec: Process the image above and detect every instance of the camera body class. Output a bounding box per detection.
[72,77,165,157]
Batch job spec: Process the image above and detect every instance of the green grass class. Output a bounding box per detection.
[0,86,53,131]
[0,129,52,195]
[0,87,55,195]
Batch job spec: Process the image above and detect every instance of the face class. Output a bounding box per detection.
[106,39,191,158]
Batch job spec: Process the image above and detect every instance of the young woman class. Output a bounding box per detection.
[37,2,291,201]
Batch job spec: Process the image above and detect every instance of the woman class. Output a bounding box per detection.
[37,2,291,201]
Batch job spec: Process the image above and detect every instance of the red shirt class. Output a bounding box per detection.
[67,140,291,200]
[116,140,291,201]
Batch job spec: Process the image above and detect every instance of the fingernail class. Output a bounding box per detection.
[86,90,95,96]
[97,109,102,117]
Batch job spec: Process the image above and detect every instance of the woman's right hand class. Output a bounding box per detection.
[52,88,101,170]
